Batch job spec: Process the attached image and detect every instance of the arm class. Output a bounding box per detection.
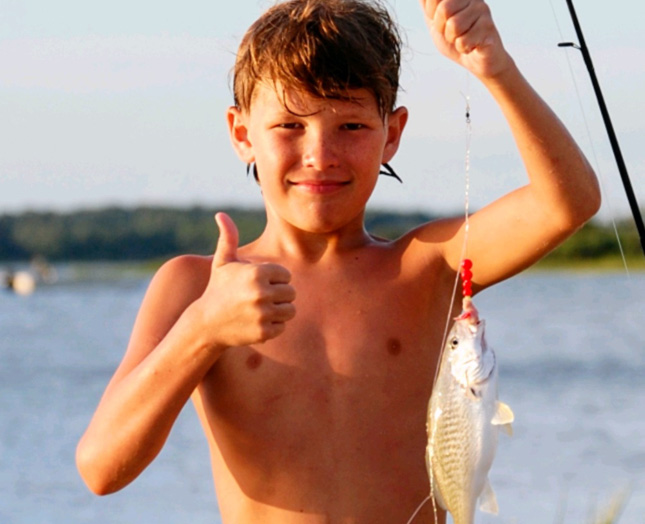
[418,0,601,289]
[76,213,295,495]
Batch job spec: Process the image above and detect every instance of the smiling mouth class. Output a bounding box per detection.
[288,180,351,194]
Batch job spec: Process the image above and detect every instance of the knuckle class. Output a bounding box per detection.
[252,290,268,307]
[454,35,471,54]
[249,264,266,284]
[241,285,263,306]
[444,17,459,39]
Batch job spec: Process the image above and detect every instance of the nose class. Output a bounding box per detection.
[302,127,340,171]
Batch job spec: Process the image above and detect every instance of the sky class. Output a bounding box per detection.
[1,0,644,221]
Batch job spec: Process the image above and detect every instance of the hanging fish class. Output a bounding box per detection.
[425,261,514,524]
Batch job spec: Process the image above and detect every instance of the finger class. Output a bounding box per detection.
[259,263,292,285]
[270,283,297,304]
[264,321,287,341]
[443,2,479,45]
[271,302,296,322]
[213,212,240,267]
[433,0,475,38]
[454,13,495,55]
[421,0,441,21]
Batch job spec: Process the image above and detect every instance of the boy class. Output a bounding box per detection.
[76,0,600,522]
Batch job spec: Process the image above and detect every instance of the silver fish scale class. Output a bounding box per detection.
[428,388,487,524]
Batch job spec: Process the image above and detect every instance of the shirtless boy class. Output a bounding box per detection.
[76,0,600,522]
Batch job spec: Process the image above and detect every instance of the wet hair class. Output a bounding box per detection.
[232,0,402,118]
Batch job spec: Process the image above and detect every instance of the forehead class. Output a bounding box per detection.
[249,83,381,117]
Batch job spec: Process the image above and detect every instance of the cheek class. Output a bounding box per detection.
[344,136,385,168]
[361,131,389,163]
[257,136,298,167]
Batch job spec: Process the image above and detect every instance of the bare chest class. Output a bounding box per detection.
[201,265,449,436]
[194,259,452,518]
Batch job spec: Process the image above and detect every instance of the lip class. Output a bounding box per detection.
[288,179,351,194]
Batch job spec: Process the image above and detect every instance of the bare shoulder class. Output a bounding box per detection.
[153,254,212,292]
[142,254,212,324]
[385,217,463,294]
[393,216,462,265]
[111,254,213,381]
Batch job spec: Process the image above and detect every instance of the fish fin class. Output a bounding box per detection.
[492,401,514,425]
[492,401,514,436]
[479,478,499,515]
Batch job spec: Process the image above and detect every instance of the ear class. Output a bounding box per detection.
[381,106,409,164]
[227,106,255,164]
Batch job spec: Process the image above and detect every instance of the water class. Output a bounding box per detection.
[0,266,643,523]
[476,273,645,524]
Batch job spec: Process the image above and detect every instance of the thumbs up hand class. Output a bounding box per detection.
[199,212,296,348]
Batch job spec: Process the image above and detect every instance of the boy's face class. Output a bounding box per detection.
[228,84,407,234]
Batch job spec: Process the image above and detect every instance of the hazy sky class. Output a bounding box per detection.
[1,0,644,220]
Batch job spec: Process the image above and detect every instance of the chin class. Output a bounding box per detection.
[295,218,340,234]
[295,211,364,235]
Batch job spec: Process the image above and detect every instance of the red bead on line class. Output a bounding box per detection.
[461,258,473,298]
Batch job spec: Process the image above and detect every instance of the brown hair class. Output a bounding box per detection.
[232,0,402,118]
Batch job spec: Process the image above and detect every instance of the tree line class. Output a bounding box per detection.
[0,206,641,264]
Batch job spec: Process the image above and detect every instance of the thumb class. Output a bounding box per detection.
[213,212,240,266]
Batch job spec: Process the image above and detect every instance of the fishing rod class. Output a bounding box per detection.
[558,0,645,257]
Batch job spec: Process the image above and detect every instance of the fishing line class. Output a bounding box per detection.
[548,0,631,275]
[405,81,474,524]
[428,81,473,522]
[432,86,474,408]
[431,86,473,524]
[429,82,474,524]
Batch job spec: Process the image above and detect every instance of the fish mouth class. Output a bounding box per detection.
[456,297,480,324]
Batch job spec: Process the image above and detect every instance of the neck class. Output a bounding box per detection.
[256,212,375,263]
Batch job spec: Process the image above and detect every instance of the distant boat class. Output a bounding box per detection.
[1,256,57,296]
[3,270,36,296]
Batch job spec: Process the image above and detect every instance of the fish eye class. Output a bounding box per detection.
[449,337,459,350]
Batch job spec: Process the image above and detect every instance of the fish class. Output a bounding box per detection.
[425,297,514,524]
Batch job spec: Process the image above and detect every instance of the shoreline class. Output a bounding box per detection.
[532,256,645,273]
[4,257,644,282]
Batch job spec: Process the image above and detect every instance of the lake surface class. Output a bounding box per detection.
[1,265,643,523]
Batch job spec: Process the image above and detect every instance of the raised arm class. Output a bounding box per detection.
[76,214,296,495]
[418,0,600,289]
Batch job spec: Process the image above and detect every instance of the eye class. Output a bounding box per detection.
[449,337,459,350]
[276,122,302,130]
[341,123,365,131]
